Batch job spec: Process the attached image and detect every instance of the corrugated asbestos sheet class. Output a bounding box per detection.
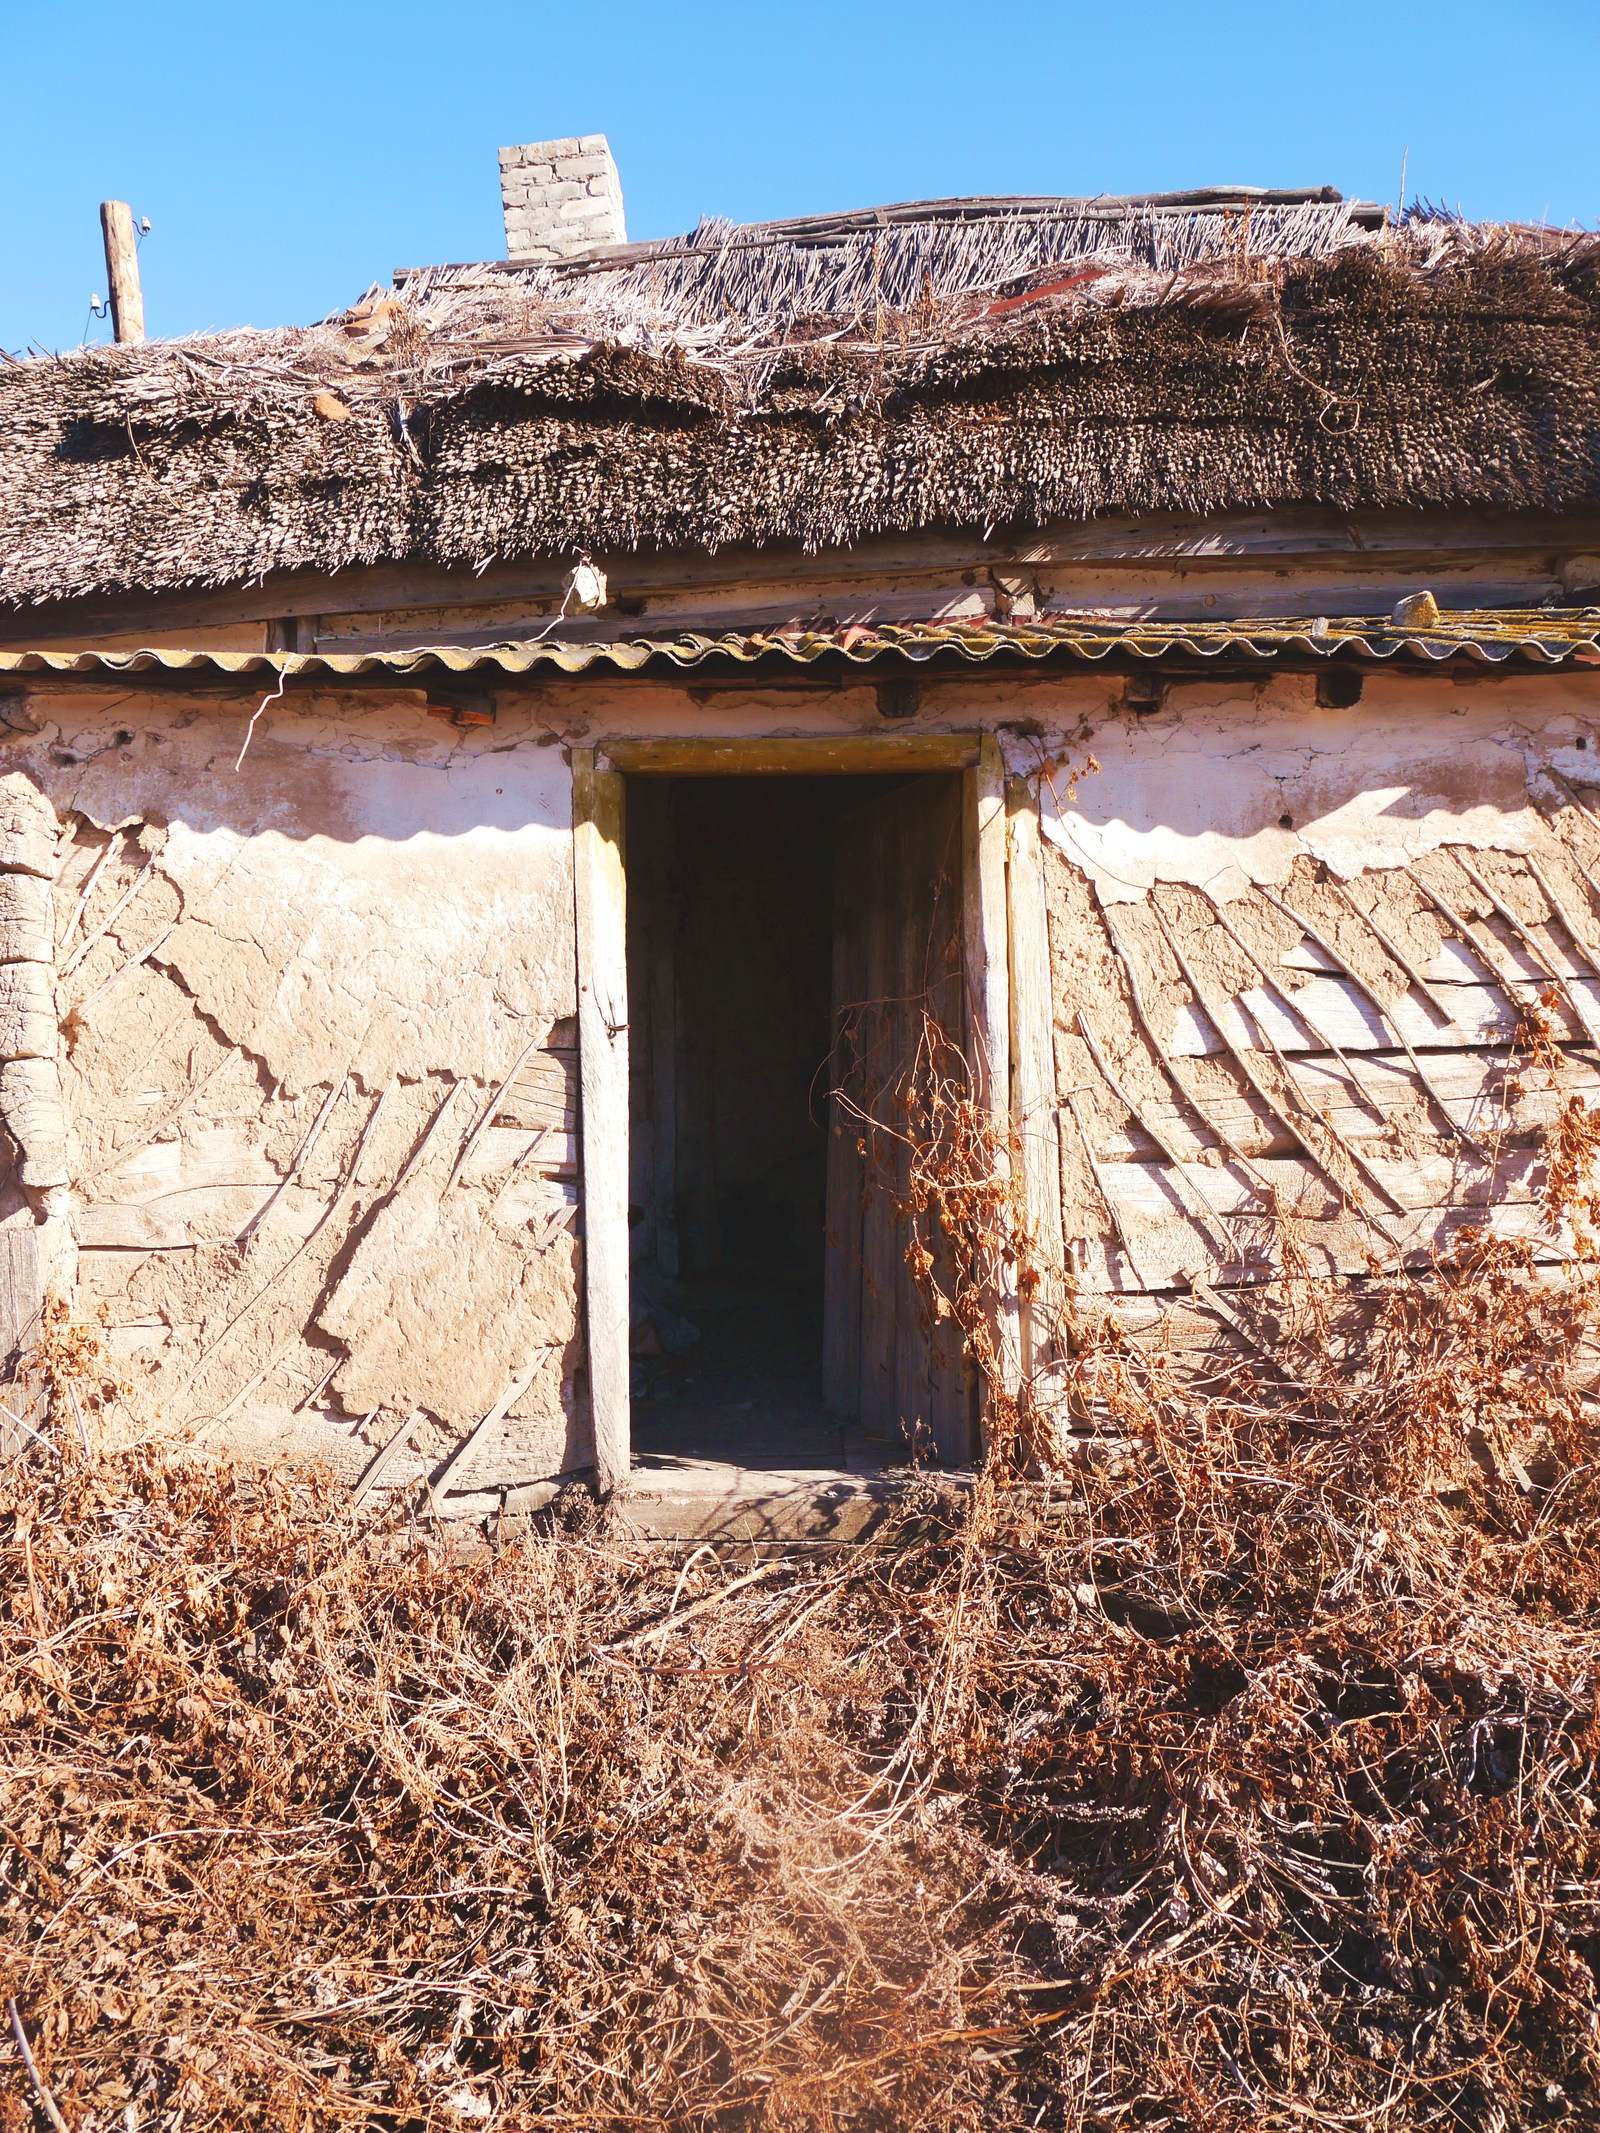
[2,611,1599,680]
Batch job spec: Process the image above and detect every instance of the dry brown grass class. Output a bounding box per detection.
[1,1358,1597,2130]
[1,1017,1598,2128]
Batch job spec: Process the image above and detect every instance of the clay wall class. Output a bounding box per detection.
[0,684,579,1505]
[0,661,1595,1486]
[1019,671,1600,1386]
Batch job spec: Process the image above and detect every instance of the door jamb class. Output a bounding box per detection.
[1005,771,1066,1385]
[571,748,631,1495]
[966,735,1022,1417]
[573,731,1015,1492]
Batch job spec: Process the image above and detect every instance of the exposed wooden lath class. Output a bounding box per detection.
[1042,813,1600,1311]
[395,199,1378,359]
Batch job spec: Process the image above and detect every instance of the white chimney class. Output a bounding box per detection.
[498,135,626,261]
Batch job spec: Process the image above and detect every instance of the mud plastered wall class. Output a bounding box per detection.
[1020,674,1600,1362]
[2,683,581,1504]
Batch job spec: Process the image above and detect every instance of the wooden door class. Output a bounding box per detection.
[823,775,973,1463]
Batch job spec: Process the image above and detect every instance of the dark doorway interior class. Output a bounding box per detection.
[625,772,974,1474]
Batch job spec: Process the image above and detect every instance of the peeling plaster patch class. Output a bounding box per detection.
[7,691,572,846]
[1038,692,1581,903]
[155,823,575,1095]
[31,698,587,1467]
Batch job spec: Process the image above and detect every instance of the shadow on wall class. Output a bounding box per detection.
[1038,681,1592,897]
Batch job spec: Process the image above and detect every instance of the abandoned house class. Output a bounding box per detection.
[1,141,1599,1536]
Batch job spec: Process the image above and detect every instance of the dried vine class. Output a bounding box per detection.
[0,1006,1596,2128]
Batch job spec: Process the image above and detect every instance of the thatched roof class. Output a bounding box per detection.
[2,200,1598,612]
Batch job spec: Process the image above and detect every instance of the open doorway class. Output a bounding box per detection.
[624,772,975,1475]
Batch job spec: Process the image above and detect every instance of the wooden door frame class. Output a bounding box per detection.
[571,749,630,1494]
[571,730,1017,1493]
[1005,769,1067,1393]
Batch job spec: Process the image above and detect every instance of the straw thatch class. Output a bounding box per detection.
[1,207,1597,610]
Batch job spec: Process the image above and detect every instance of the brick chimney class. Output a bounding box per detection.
[499,135,626,261]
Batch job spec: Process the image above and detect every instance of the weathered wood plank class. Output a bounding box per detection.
[492,1049,577,1133]
[10,506,1594,647]
[964,735,1010,1123]
[1164,974,1600,1058]
[858,789,897,1443]
[827,776,972,1461]
[0,1225,43,1374]
[1021,504,1600,564]
[822,820,864,1418]
[75,1185,326,1249]
[911,777,971,1462]
[1008,777,1067,1365]
[647,788,681,1278]
[892,793,924,1449]
[572,749,630,1495]
[1095,1143,1543,1224]
[1075,1194,1562,1296]
[1085,1049,1600,1162]
[455,1125,578,1179]
[324,586,996,653]
[965,735,1019,1419]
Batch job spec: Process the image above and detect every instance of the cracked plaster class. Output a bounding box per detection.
[2,692,582,1475]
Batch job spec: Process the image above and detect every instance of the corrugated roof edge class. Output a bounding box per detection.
[2,615,1599,680]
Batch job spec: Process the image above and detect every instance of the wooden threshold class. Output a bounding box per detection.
[619,1461,972,1542]
[601,734,981,776]
[439,1461,975,1548]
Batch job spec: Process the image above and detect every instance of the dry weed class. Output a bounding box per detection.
[0,1017,1597,2128]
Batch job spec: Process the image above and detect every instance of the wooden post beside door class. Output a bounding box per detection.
[1006,773,1067,1379]
[963,734,1022,1418]
[572,749,630,1495]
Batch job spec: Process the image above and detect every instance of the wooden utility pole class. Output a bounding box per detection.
[99,201,145,345]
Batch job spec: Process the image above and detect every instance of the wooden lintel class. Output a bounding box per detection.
[601,735,982,776]
[5,508,1595,649]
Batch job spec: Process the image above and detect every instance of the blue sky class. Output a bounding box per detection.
[5,0,1598,354]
